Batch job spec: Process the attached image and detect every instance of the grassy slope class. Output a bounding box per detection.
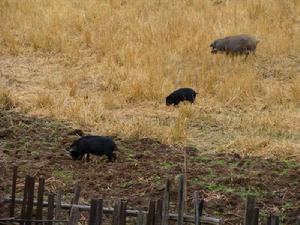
[0,0,300,224]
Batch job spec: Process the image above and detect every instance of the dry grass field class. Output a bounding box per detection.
[0,0,300,223]
[0,0,299,158]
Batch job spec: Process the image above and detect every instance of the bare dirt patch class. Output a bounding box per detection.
[1,110,299,224]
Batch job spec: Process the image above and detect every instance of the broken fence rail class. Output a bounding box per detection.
[4,198,221,225]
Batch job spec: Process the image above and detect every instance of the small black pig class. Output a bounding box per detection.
[68,136,118,162]
[166,88,198,106]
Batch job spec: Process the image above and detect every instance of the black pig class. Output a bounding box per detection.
[68,136,117,162]
[166,88,198,106]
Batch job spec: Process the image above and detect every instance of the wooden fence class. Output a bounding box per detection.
[1,166,220,225]
[243,196,300,225]
[1,166,300,225]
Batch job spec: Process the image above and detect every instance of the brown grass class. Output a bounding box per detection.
[290,76,300,105]
[0,89,15,110]
[0,0,299,159]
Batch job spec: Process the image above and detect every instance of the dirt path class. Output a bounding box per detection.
[1,110,299,224]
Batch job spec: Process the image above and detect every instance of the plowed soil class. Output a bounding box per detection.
[0,110,299,224]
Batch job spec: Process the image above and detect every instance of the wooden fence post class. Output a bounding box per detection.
[68,206,80,225]
[36,177,45,225]
[244,195,256,225]
[54,188,64,220]
[47,194,55,225]
[136,211,147,225]
[252,208,259,225]
[271,215,279,225]
[194,192,199,225]
[267,214,271,225]
[199,200,204,225]
[111,199,127,225]
[193,191,205,225]
[20,175,30,225]
[25,176,35,225]
[89,199,103,225]
[89,198,98,225]
[112,200,121,225]
[119,200,127,225]
[55,188,64,225]
[70,183,81,221]
[71,183,81,206]
[161,180,170,225]
[155,199,163,225]
[177,175,185,225]
[97,199,103,225]
[296,216,300,225]
[10,166,17,217]
[267,214,279,225]
[146,200,156,225]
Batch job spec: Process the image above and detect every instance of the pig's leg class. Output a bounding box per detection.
[79,154,85,160]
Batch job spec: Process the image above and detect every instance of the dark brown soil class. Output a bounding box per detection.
[0,110,299,224]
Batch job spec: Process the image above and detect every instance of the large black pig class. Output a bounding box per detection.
[68,136,118,162]
[166,88,198,106]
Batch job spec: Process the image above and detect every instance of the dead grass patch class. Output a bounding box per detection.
[0,89,15,110]
[0,0,299,159]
